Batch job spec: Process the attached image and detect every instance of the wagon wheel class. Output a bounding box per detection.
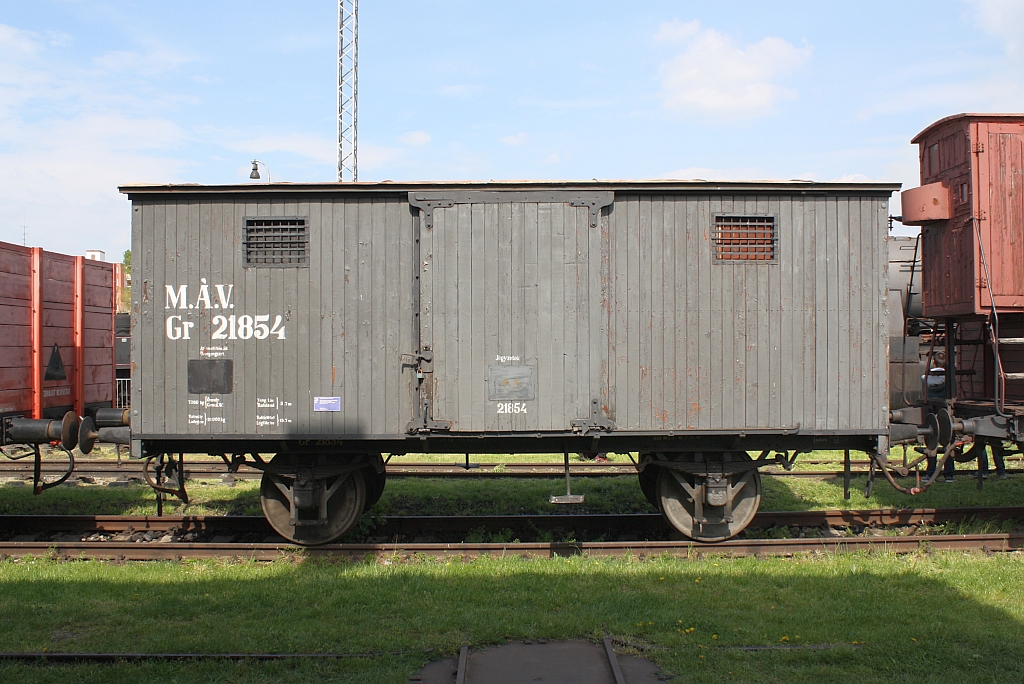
[637,464,660,508]
[260,458,366,545]
[363,456,387,511]
[657,452,762,542]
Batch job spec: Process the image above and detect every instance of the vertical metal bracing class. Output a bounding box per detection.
[30,248,43,419]
[337,0,358,182]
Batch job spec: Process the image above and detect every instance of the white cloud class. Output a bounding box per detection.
[0,24,56,116]
[544,153,561,164]
[0,23,196,255]
[225,134,335,164]
[657,23,812,121]
[857,69,1024,119]
[358,143,402,171]
[519,95,619,110]
[0,23,44,58]
[660,166,782,181]
[399,130,432,146]
[0,113,189,255]
[858,2,1024,121]
[883,146,924,191]
[499,132,527,146]
[653,19,700,44]
[969,0,1024,56]
[92,48,194,76]
[439,84,480,96]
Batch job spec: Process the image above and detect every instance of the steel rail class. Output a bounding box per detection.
[4,458,1020,480]
[0,649,430,663]
[1,533,1020,561]
[2,507,1021,539]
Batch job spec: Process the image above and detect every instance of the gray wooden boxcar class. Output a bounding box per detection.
[121,180,897,543]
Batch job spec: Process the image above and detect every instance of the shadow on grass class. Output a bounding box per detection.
[0,477,654,519]
[5,468,1021,521]
[0,553,1022,683]
[761,468,1024,513]
[0,484,262,517]
[377,476,657,516]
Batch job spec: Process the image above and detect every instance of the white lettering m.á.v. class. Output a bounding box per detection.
[166,285,187,309]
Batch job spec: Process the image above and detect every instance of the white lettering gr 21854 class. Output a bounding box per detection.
[164,279,286,341]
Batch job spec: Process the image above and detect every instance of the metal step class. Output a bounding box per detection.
[998,338,1024,345]
[1003,372,1024,380]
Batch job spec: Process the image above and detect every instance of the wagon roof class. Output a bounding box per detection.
[911,112,1024,143]
[119,179,900,199]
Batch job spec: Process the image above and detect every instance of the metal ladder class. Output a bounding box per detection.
[989,328,1024,413]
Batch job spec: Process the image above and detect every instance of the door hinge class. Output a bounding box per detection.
[569,196,614,228]
[408,199,454,230]
[973,141,985,154]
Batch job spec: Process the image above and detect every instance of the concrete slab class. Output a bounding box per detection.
[413,640,664,684]
[616,654,662,682]
[416,656,456,683]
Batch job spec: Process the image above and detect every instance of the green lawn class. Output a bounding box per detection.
[3,453,1022,682]
[2,467,1022,520]
[0,551,1021,683]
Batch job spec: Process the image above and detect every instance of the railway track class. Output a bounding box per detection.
[2,534,1019,561]
[4,457,1021,481]
[1,507,1021,560]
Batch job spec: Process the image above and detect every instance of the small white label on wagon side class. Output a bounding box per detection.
[314,396,342,412]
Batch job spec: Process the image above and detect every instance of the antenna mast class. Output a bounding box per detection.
[338,0,358,182]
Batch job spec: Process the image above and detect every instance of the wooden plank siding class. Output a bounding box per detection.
[128,185,891,439]
[132,196,418,437]
[0,240,116,418]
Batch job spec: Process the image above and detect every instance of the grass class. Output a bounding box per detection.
[3,452,1022,681]
[0,481,263,517]
[0,551,1021,683]
[2,465,1023,519]
[38,444,1020,468]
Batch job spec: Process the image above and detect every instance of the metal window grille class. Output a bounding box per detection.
[244,218,309,267]
[115,378,131,408]
[713,216,776,262]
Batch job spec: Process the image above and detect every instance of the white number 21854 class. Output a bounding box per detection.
[496,402,527,414]
[212,314,286,340]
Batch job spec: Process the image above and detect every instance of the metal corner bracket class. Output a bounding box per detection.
[571,398,615,435]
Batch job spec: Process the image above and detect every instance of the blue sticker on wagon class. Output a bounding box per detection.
[313,396,342,412]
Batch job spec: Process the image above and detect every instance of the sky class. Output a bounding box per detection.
[1,0,1023,259]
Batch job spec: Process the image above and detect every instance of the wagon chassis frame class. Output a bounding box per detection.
[136,430,887,459]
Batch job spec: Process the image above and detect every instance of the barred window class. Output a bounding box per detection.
[713,216,776,262]
[244,218,309,267]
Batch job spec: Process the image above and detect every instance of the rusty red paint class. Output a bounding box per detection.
[0,241,117,419]
[901,182,951,224]
[912,114,1024,316]
[74,255,85,416]
[30,247,43,418]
